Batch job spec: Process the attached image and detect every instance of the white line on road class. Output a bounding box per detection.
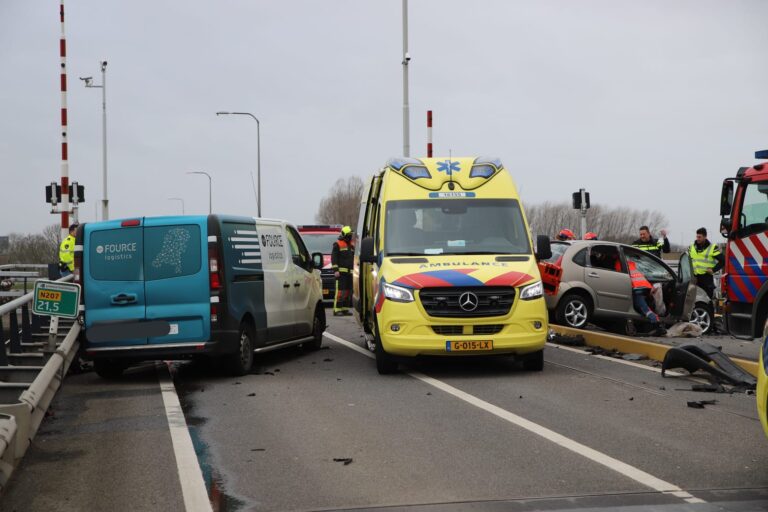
[323,332,706,505]
[158,364,213,512]
[545,342,685,377]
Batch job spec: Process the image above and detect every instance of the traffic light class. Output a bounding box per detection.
[572,190,590,210]
[69,182,85,204]
[45,183,61,205]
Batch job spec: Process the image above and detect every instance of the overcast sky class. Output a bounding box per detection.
[2,0,767,247]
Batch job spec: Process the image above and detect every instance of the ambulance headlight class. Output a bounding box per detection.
[520,281,543,300]
[381,282,414,303]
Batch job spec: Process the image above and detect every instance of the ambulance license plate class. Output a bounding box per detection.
[446,340,493,352]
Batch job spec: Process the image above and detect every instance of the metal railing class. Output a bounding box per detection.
[0,273,79,489]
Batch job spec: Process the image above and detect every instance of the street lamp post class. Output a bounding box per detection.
[216,111,261,217]
[168,197,185,214]
[80,60,109,220]
[402,0,410,157]
[186,171,212,214]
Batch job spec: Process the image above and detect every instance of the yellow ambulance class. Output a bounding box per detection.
[354,157,551,374]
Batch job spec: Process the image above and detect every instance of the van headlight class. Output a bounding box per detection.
[520,281,543,300]
[381,282,415,303]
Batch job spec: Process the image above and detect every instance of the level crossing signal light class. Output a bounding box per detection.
[45,182,85,206]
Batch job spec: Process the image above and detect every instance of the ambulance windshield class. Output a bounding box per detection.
[384,199,531,256]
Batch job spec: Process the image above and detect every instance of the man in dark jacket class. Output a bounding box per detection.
[689,227,725,300]
[631,225,670,258]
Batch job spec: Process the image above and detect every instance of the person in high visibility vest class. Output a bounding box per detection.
[631,225,670,258]
[689,227,724,300]
[58,223,78,277]
[331,225,354,316]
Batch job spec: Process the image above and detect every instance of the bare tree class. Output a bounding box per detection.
[5,224,61,264]
[525,201,668,243]
[316,176,365,230]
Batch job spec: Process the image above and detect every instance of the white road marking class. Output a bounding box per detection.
[158,365,213,512]
[324,332,705,505]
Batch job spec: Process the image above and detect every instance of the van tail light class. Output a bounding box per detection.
[210,304,219,324]
[73,251,82,284]
[208,242,222,290]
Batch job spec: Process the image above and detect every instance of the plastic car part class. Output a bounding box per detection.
[661,343,756,388]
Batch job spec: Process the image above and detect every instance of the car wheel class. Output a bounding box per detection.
[303,307,325,351]
[226,322,254,376]
[690,301,714,335]
[94,359,126,379]
[521,349,544,372]
[373,317,398,375]
[555,294,592,329]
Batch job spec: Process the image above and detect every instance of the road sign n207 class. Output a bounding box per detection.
[32,280,81,319]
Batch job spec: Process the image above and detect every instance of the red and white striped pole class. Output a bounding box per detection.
[59,0,71,237]
[427,110,433,157]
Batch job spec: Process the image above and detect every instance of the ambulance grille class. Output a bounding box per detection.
[419,287,515,318]
[432,324,504,336]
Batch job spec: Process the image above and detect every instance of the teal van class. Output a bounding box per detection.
[74,215,326,378]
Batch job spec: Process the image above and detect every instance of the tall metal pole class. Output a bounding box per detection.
[580,188,587,238]
[59,0,71,239]
[402,0,410,157]
[101,61,109,220]
[186,171,212,214]
[168,198,185,215]
[215,112,261,217]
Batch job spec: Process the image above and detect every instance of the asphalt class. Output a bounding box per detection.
[2,315,768,512]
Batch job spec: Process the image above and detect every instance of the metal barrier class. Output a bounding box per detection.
[0,264,52,300]
[0,274,79,490]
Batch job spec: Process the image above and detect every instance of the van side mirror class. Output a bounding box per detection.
[312,252,324,270]
[535,235,552,261]
[720,181,734,216]
[360,237,376,263]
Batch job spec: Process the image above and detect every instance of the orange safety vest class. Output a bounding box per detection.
[618,260,652,290]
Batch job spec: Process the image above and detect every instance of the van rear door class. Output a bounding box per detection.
[84,220,146,347]
[143,217,209,345]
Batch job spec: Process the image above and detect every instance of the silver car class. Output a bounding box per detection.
[543,241,714,334]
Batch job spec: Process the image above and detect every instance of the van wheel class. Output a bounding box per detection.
[690,302,714,335]
[373,318,398,375]
[555,293,592,329]
[94,359,126,379]
[226,323,254,376]
[303,307,325,351]
[521,350,544,372]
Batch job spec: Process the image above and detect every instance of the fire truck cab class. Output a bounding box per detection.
[720,150,768,339]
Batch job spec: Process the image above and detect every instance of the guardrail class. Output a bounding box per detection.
[0,264,54,300]
[0,274,79,490]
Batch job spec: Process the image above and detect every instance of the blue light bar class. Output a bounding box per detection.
[387,157,422,171]
[756,150,768,160]
[469,164,495,178]
[403,166,431,180]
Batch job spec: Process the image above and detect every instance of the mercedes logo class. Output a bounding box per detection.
[459,292,479,312]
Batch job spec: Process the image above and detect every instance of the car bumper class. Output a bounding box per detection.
[377,296,548,357]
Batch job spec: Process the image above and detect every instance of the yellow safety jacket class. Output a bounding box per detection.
[59,234,75,271]
[689,242,721,276]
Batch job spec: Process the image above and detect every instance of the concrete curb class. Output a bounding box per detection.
[550,324,759,378]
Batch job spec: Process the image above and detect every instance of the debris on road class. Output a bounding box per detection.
[621,353,647,361]
[333,458,353,465]
[323,358,334,362]
[548,332,586,347]
[687,400,717,409]
[247,393,256,397]
[665,322,704,338]
[662,343,756,390]
[251,448,266,452]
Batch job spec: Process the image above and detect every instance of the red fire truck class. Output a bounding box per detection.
[720,150,768,339]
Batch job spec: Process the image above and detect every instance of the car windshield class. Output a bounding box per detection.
[384,199,531,255]
[300,233,339,254]
[544,242,569,264]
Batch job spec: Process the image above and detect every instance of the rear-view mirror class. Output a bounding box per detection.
[312,252,324,270]
[535,235,552,261]
[360,237,376,263]
[720,181,734,216]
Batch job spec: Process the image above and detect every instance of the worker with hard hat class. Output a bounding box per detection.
[556,228,575,241]
[331,226,355,316]
[584,232,598,240]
